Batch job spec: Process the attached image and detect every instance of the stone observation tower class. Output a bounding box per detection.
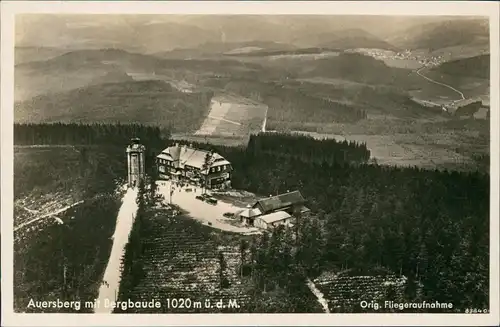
[126,138,146,188]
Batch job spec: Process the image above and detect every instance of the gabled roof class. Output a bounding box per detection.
[156,144,228,171]
[253,190,306,213]
[299,205,311,213]
[237,208,262,218]
[258,211,291,224]
[157,153,173,161]
[211,159,231,167]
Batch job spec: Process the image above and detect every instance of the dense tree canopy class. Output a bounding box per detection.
[17,123,489,312]
[14,122,168,149]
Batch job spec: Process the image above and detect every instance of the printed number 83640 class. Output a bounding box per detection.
[465,308,489,313]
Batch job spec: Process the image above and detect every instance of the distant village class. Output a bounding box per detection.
[347,48,451,67]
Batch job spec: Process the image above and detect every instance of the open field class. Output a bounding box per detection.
[194,95,268,137]
[285,122,488,171]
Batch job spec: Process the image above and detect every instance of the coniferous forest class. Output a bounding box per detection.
[14,123,490,312]
[14,123,168,149]
[166,133,490,312]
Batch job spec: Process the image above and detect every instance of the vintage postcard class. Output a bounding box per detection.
[1,1,499,326]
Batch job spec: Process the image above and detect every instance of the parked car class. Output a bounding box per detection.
[223,212,234,218]
[185,188,192,192]
[206,198,218,205]
[195,195,204,201]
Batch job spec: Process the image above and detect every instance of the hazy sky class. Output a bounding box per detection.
[15,15,486,53]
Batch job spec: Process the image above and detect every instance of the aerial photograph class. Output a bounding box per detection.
[12,14,490,314]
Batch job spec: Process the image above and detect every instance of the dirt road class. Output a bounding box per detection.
[307,278,331,313]
[157,181,260,235]
[14,201,84,232]
[416,67,465,101]
[95,187,138,313]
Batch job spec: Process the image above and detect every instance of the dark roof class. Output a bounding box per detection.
[236,208,262,218]
[157,144,228,172]
[258,211,292,224]
[253,190,306,213]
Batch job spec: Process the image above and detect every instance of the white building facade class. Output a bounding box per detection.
[126,138,146,188]
[156,143,232,189]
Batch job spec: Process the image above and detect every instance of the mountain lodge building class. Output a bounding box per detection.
[156,143,232,189]
[237,190,311,228]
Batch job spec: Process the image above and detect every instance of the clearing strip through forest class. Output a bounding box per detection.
[306,278,331,313]
[95,186,139,313]
[14,200,85,232]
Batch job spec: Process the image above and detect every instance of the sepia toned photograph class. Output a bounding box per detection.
[1,1,499,326]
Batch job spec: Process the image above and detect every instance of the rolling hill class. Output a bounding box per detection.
[15,48,165,72]
[14,80,214,132]
[389,18,489,51]
[310,29,398,51]
[15,46,70,65]
[18,15,487,54]
[14,48,268,102]
[155,41,297,59]
[289,79,443,119]
[14,48,166,101]
[294,53,423,89]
